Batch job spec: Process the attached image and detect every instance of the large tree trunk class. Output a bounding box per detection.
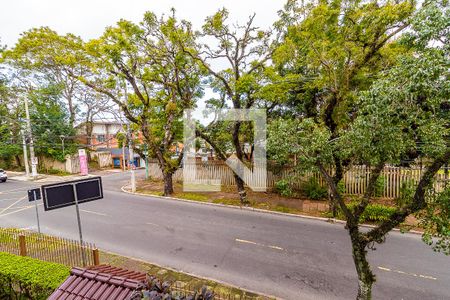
[14,155,21,168]
[231,121,249,205]
[233,173,248,205]
[349,227,375,300]
[163,171,174,196]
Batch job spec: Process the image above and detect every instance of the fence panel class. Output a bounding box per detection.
[147,161,449,199]
[0,228,96,267]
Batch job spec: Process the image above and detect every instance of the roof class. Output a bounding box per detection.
[48,265,147,300]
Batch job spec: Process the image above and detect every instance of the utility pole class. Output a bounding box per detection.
[21,129,30,177]
[122,137,126,171]
[128,130,136,192]
[24,96,38,179]
[144,144,149,180]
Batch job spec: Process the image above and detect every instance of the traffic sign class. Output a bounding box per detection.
[28,188,41,202]
[41,177,103,211]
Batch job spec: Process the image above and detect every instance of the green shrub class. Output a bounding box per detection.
[274,179,293,197]
[302,177,328,200]
[374,176,386,197]
[335,203,396,223]
[360,204,396,222]
[337,180,346,195]
[0,252,70,299]
[395,180,415,207]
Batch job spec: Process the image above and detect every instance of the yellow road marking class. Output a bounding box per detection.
[80,209,108,216]
[235,238,284,251]
[377,266,437,280]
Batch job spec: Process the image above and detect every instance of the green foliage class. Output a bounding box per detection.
[30,84,77,161]
[335,203,397,223]
[0,252,70,299]
[301,177,328,200]
[130,275,214,300]
[418,187,450,255]
[337,180,346,195]
[0,78,22,165]
[374,176,386,197]
[274,179,293,197]
[395,180,416,207]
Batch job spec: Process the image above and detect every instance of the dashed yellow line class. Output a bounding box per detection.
[377,266,437,280]
[235,238,284,251]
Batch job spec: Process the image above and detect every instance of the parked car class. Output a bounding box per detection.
[0,169,7,182]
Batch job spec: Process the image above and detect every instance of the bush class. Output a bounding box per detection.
[130,276,214,300]
[0,252,70,299]
[274,179,293,197]
[395,180,415,207]
[302,177,328,200]
[374,176,386,197]
[334,203,397,223]
[360,204,396,222]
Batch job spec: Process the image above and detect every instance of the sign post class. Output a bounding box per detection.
[72,183,86,266]
[28,188,41,233]
[41,176,103,266]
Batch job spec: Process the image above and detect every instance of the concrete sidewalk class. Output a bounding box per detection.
[6,169,125,183]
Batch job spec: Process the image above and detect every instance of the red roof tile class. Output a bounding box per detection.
[48,265,146,300]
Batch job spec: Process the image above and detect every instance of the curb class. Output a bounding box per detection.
[120,186,423,236]
[100,249,279,299]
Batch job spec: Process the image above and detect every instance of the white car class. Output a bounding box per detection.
[0,169,7,182]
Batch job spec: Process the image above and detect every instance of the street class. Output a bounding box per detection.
[0,171,449,300]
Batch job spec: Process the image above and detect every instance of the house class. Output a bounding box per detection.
[76,121,143,169]
[76,121,125,151]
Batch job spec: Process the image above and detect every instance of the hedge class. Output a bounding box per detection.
[0,252,70,299]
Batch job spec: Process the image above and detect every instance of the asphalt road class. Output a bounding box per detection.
[0,171,449,299]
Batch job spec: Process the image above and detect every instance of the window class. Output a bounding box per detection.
[97,134,105,143]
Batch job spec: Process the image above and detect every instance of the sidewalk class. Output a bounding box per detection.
[7,168,125,183]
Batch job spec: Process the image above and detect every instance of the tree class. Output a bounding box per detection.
[183,8,273,204]
[28,83,77,162]
[272,0,415,215]
[0,79,23,168]
[0,48,24,168]
[77,90,115,149]
[268,1,449,299]
[2,28,88,127]
[75,10,204,195]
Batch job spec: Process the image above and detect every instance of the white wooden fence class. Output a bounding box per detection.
[148,161,449,199]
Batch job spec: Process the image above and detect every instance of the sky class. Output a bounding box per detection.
[1,0,286,124]
[1,0,285,48]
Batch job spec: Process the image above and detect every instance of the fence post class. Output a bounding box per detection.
[92,248,100,265]
[19,235,27,256]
